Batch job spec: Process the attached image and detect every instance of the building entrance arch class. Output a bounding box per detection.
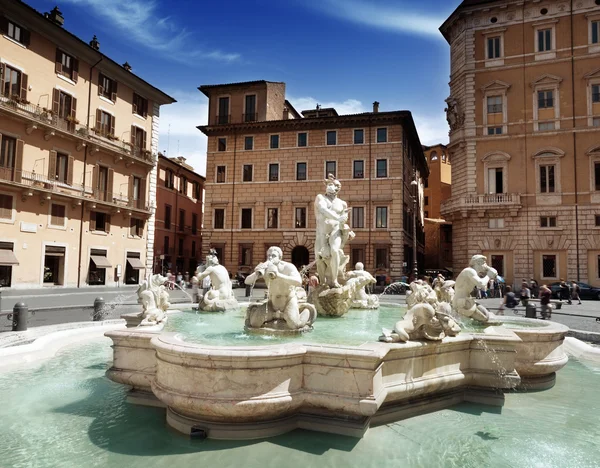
[291,246,310,269]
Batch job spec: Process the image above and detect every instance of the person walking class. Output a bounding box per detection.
[530,278,539,298]
[499,285,518,315]
[520,282,531,307]
[560,279,571,305]
[539,284,552,319]
[571,281,582,305]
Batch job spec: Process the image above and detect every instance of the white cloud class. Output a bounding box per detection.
[413,112,448,146]
[306,0,446,38]
[289,96,367,115]
[159,90,208,176]
[60,0,239,63]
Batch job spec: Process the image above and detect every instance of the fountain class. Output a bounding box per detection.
[193,248,238,312]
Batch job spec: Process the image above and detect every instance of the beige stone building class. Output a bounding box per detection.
[440,0,600,290]
[0,1,174,288]
[198,81,427,283]
[422,144,453,273]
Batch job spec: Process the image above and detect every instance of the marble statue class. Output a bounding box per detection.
[348,262,379,309]
[194,249,238,312]
[244,246,317,333]
[452,254,498,323]
[136,273,170,326]
[380,280,460,343]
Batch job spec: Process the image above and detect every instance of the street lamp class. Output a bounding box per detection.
[410,174,419,280]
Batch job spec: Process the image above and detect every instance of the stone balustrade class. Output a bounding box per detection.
[441,193,521,215]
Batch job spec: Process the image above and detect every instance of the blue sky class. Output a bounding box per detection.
[28,0,461,176]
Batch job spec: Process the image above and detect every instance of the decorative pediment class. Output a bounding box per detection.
[532,147,565,158]
[583,67,600,80]
[482,151,511,162]
[586,144,600,156]
[530,74,563,87]
[481,80,511,92]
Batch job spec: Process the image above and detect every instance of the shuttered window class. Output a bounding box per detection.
[0,193,13,220]
[98,73,117,102]
[50,203,66,227]
[55,49,78,82]
[132,93,148,117]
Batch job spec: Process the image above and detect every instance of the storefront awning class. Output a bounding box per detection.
[127,258,145,269]
[0,249,19,266]
[90,255,112,268]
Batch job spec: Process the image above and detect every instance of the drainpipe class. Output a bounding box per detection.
[76,57,103,288]
[368,118,372,269]
[570,0,580,281]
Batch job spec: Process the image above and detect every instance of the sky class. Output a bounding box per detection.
[27,0,461,176]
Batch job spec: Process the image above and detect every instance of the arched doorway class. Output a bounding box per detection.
[291,246,310,269]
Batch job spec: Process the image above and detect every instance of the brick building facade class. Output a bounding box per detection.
[440,0,600,289]
[198,81,427,282]
[154,155,204,276]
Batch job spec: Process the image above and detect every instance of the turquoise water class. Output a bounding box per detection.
[164,306,548,347]
[0,337,599,467]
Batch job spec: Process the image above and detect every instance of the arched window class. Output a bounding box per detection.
[430,151,438,161]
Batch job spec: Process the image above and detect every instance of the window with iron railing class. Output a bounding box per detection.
[0,136,16,174]
[244,95,256,122]
[218,97,229,124]
[2,65,21,98]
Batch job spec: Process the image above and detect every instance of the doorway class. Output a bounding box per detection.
[43,246,65,285]
[291,246,310,269]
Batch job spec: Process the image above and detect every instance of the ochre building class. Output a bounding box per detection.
[198,81,427,283]
[0,1,174,288]
[422,144,453,273]
[154,155,205,277]
[440,0,600,288]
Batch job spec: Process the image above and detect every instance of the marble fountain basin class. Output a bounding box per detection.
[105,309,568,440]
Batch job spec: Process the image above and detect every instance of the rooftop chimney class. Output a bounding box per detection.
[122,62,132,71]
[45,6,64,27]
[373,101,380,113]
[89,35,100,50]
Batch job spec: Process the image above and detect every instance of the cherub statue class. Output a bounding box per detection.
[136,273,170,326]
[347,262,379,309]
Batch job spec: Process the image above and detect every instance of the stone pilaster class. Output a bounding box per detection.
[146,102,160,272]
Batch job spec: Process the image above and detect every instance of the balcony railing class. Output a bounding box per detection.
[441,193,521,214]
[243,113,257,122]
[215,114,230,125]
[0,164,150,212]
[0,92,154,165]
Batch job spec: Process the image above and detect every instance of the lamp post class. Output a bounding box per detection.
[410,174,419,280]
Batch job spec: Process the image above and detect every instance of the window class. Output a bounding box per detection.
[424,196,429,206]
[595,162,600,191]
[297,132,307,147]
[218,138,227,152]
[97,110,114,136]
[325,161,336,178]
[538,28,552,52]
[592,84,600,103]
[594,117,600,127]
[487,36,501,59]
[179,209,185,232]
[216,166,226,183]
[488,127,503,135]
[270,135,279,149]
[165,205,171,229]
[538,122,555,131]
[241,208,252,229]
[244,95,256,122]
[487,168,504,194]
[267,208,278,229]
[98,73,117,102]
[178,238,184,256]
[542,254,557,278]
[194,181,201,199]
[88,249,108,285]
[596,215,600,227]
[55,152,68,183]
[2,65,22,98]
[163,236,170,255]
[376,159,387,178]
[487,96,502,114]
[244,136,253,150]
[214,209,225,229]
[132,93,148,117]
[218,97,229,124]
[91,211,110,233]
[191,241,196,258]
[0,194,13,220]
[296,162,307,181]
[593,20,599,44]
[50,203,65,227]
[540,165,555,193]
[55,49,78,81]
[243,164,253,182]
[376,128,388,143]
[6,20,29,46]
[375,247,389,269]
[351,247,365,267]
[424,178,428,188]
[352,207,364,229]
[179,176,187,195]
[431,151,438,161]
[192,213,198,235]
[269,163,279,181]
[130,218,144,237]
[326,131,337,145]
[240,245,253,266]
[538,90,554,108]
[295,207,306,228]
[353,160,364,178]
[354,129,364,144]
[488,218,505,229]
[540,216,557,228]
[491,255,505,277]
[376,207,388,228]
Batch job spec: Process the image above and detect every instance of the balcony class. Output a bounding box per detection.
[0,165,151,214]
[214,114,230,125]
[243,113,257,122]
[0,93,155,166]
[441,193,521,216]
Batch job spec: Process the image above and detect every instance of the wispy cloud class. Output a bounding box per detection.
[305,0,446,38]
[289,96,367,115]
[413,112,448,146]
[60,0,240,62]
